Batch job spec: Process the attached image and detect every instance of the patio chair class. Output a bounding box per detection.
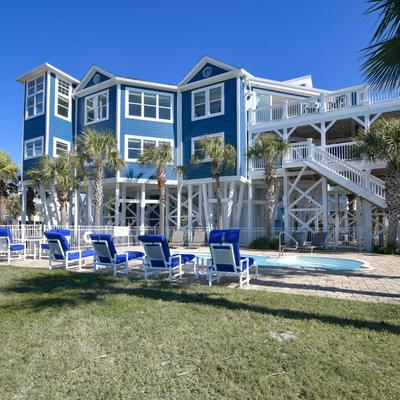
[169,230,185,248]
[138,234,196,281]
[90,233,144,276]
[44,231,95,270]
[40,229,71,259]
[0,227,26,265]
[279,231,305,255]
[187,230,206,249]
[207,229,258,289]
[299,232,328,253]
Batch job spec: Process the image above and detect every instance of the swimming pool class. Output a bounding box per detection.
[192,253,369,271]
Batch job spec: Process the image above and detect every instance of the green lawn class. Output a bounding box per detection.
[0,267,399,400]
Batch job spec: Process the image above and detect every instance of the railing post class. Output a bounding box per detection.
[283,100,289,119]
[307,138,313,160]
[363,85,370,106]
[320,93,326,113]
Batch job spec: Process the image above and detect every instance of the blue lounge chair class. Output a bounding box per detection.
[40,229,71,258]
[208,229,258,288]
[44,231,95,270]
[138,234,196,281]
[0,227,26,264]
[90,233,144,276]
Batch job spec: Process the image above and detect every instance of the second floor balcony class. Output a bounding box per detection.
[249,84,400,130]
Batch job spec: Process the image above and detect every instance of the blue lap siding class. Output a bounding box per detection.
[84,72,111,89]
[188,63,229,84]
[119,84,177,180]
[182,78,238,180]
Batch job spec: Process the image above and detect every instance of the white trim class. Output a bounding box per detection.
[84,89,109,126]
[236,77,241,176]
[24,136,44,160]
[191,83,224,121]
[45,72,50,154]
[124,134,174,162]
[180,70,245,92]
[53,137,71,158]
[116,83,121,180]
[17,62,79,85]
[25,73,45,120]
[75,65,115,92]
[179,56,237,86]
[191,132,224,162]
[54,75,72,121]
[125,88,174,123]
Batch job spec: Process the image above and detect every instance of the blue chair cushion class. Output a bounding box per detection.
[115,251,144,264]
[67,249,95,261]
[209,229,241,266]
[44,231,71,252]
[10,244,24,252]
[138,235,171,259]
[41,243,49,250]
[0,227,14,243]
[170,253,195,267]
[90,234,118,259]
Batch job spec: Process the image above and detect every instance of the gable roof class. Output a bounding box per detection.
[16,62,79,84]
[74,65,115,92]
[178,56,238,86]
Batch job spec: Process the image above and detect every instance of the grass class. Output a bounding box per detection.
[0,267,399,400]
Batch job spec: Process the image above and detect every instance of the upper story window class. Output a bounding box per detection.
[55,78,71,120]
[126,89,173,123]
[84,90,109,125]
[24,137,44,160]
[191,83,224,121]
[124,135,174,162]
[53,138,71,157]
[26,75,45,119]
[191,132,224,162]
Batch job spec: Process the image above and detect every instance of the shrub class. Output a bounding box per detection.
[249,236,279,250]
[372,244,400,255]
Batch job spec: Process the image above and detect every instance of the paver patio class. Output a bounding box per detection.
[3,247,400,304]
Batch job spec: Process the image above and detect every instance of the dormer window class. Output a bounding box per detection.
[191,83,224,121]
[26,75,44,119]
[55,77,71,120]
[84,90,109,125]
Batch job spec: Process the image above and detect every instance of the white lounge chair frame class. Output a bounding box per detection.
[92,239,131,276]
[47,238,90,271]
[0,236,26,265]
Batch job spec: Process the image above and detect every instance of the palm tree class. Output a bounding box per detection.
[0,151,18,223]
[356,118,400,246]
[191,136,236,229]
[138,142,174,236]
[361,0,400,88]
[27,153,81,226]
[77,129,125,226]
[7,194,21,225]
[247,134,288,242]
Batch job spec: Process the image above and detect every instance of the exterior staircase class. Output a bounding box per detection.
[284,140,386,209]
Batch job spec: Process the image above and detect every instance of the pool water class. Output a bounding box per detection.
[193,253,369,271]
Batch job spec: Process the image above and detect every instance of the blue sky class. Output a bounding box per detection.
[0,0,375,166]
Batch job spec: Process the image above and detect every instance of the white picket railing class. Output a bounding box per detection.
[250,84,400,125]
[325,142,357,160]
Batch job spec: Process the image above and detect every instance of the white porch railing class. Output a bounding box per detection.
[325,142,357,160]
[250,84,400,125]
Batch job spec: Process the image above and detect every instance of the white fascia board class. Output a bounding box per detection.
[17,63,79,84]
[115,77,177,91]
[74,65,116,92]
[117,177,178,185]
[178,55,238,86]
[248,76,329,96]
[179,69,247,91]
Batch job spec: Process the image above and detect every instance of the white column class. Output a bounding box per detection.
[87,181,93,225]
[140,183,146,235]
[198,185,203,227]
[321,122,326,149]
[74,189,79,227]
[21,184,27,224]
[283,170,290,238]
[247,181,253,244]
[321,178,328,233]
[114,182,120,226]
[188,184,193,241]
[356,197,363,251]
[165,186,170,235]
[362,200,372,252]
[177,182,182,229]
[121,183,127,226]
[334,192,340,249]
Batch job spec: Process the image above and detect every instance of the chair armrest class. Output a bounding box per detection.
[240,257,249,271]
[169,254,182,266]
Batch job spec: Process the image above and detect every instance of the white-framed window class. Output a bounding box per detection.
[125,88,173,123]
[84,90,109,125]
[24,137,44,160]
[55,77,71,120]
[25,75,45,119]
[191,83,224,121]
[53,138,71,157]
[191,132,224,162]
[124,135,174,162]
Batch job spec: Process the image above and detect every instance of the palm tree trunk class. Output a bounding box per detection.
[264,162,278,242]
[0,193,7,223]
[385,161,400,246]
[93,159,104,226]
[57,190,69,226]
[158,173,166,236]
[214,171,223,229]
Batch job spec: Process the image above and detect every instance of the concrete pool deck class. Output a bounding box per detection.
[3,246,400,305]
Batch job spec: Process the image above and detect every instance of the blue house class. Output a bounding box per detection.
[17,56,400,248]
